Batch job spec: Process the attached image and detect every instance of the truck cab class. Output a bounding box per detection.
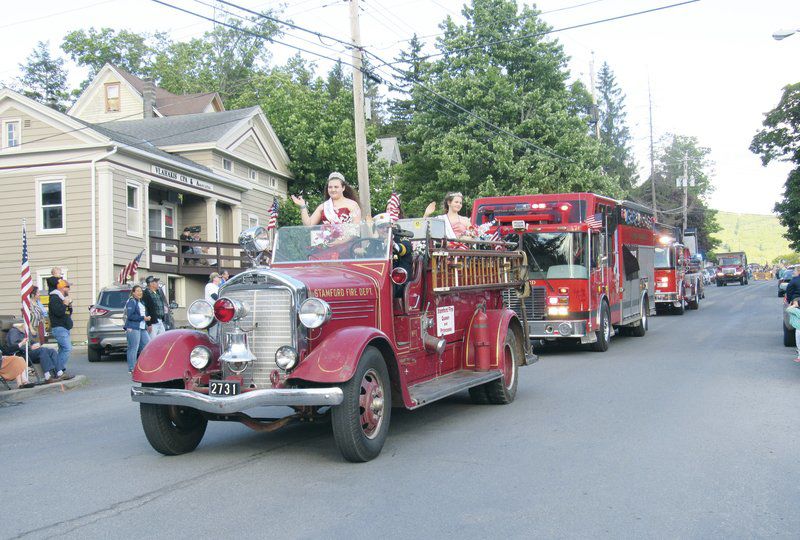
[715,252,749,286]
[654,239,702,314]
[131,221,535,462]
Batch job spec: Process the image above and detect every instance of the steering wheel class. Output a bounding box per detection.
[349,238,387,259]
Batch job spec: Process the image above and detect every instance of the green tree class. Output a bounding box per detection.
[16,41,70,111]
[634,134,720,253]
[750,82,800,250]
[61,28,163,84]
[394,0,616,217]
[596,62,637,193]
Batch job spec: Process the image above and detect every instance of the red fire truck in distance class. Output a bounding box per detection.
[472,193,656,351]
[654,226,703,314]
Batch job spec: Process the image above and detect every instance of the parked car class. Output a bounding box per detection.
[87,284,132,362]
[778,269,794,297]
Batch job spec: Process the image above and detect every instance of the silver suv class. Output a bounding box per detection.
[87,284,132,362]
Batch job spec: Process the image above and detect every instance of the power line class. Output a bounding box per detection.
[0,0,120,30]
[150,0,350,65]
[379,0,700,68]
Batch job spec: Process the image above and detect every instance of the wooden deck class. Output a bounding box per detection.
[149,236,249,276]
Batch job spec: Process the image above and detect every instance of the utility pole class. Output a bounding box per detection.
[349,0,372,217]
[589,51,600,139]
[648,79,658,222]
[682,151,689,233]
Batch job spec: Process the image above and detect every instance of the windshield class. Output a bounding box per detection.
[273,224,391,263]
[718,256,741,266]
[655,247,673,269]
[515,232,588,279]
[781,269,795,280]
[98,290,130,308]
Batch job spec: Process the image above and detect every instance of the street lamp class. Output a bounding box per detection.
[773,28,800,40]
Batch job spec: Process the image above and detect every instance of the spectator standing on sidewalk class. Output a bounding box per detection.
[785,266,800,303]
[220,270,230,285]
[124,285,150,373]
[7,322,61,382]
[48,279,74,379]
[29,285,47,344]
[205,272,221,303]
[46,267,63,293]
[142,276,167,338]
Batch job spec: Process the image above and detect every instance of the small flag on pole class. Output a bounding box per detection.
[585,213,603,229]
[118,249,145,283]
[386,192,400,223]
[267,199,279,231]
[20,220,33,338]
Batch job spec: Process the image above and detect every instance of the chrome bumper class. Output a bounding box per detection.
[100,336,127,348]
[526,319,588,338]
[655,292,678,302]
[131,386,344,414]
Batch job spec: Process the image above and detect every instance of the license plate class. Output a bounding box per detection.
[109,318,123,326]
[209,381,240,396]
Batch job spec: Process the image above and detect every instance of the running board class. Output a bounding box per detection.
[408,370,502,410]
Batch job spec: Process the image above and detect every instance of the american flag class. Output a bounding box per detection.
[490,226,504,251]
[585,213,603,229]
[267,199,279,231]
[386,192,400,223]
[118,249,144,283]
[20,221,33,337]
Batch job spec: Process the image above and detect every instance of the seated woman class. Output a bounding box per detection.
[423,192,474,248]
[291,172,362,225]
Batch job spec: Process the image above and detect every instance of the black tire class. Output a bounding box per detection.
[631,298,648,337]
[779,290,785,297]
[87,346,102,362]
[784,322,796,348]
[468,385,490,404]
[332,346,391,462]
[687,295,699,310]
[674,298,685,315]
[717,281,722,287]
[591,302,611,352]
[483,330,520,404]
[140,401,207,456]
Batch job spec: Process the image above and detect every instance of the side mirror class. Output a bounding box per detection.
[169,301,179,309]
[88,305,94,311]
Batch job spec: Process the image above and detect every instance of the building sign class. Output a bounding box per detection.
[151,165,214,191]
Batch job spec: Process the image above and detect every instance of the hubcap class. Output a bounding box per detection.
[503,343,516,389]
[603,312,610,341]
[358,368,384,439]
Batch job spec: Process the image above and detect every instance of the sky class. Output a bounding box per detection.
[1,0,798,215]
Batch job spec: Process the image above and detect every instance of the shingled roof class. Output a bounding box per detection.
[115,66,224,117]
[92,107,260,147]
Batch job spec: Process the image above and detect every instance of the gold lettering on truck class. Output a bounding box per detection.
[313,288,372,298]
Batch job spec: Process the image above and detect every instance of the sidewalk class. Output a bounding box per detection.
[0,374,89,403]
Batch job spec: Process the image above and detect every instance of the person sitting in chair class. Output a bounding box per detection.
[7,321,59,383]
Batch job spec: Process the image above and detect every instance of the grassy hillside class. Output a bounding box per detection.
[712,211,791,264]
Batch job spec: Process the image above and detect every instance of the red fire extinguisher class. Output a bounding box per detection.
[473,305,490,372]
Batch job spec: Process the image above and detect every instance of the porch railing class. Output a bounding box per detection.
[149,236,249,275]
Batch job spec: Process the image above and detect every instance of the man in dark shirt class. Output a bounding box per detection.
[48,279,75,380]
[7,322,58,382]
[142,276,167,337]
[786,267,800,303]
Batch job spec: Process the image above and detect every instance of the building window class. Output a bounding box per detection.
[36,177,65,234]
[248,214,259,228]
[168,276,184,307]
[105,83,121,112]
[2,119,21,150]
[127,181,142,236]
[222,158,233,172]
[249,168,257,180]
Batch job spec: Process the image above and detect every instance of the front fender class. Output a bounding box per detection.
[288,326,393,384]
[132,329,220,384]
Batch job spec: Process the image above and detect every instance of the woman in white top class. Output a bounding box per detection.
[291,172,362,225]
[423,191,471,239]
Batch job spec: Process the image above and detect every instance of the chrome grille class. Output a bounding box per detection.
[503,286,546,320]
[220,288,293,388]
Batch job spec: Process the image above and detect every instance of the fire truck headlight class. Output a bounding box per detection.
[548,306,569,316]
[187,300,215,329]
[275,346,298,371]
[299,298,331,329]
[189,346,212,370]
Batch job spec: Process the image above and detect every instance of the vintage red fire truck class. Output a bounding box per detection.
[131,220,535,462]
[471,193,656,351]
[654,228,703,314]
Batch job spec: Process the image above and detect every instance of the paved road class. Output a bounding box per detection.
[3,280,798,539]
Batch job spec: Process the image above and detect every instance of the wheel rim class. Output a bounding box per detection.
[641,309,647,330]
[168,406,203,432]
[603,310,610,341]
[358,368,385,440]
[503,343,516,389]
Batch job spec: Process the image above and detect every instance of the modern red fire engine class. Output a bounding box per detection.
[472,193,656,351]
[654,225,703,314]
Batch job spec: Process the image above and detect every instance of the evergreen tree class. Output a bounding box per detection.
[16,41,70,112]
[596,62,637,193]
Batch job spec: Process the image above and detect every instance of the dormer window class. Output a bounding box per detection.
[2,119,21,150]
[223,158,233,172]
[105,83,121,112]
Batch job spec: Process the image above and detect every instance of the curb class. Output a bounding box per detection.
[0,374,89,403]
